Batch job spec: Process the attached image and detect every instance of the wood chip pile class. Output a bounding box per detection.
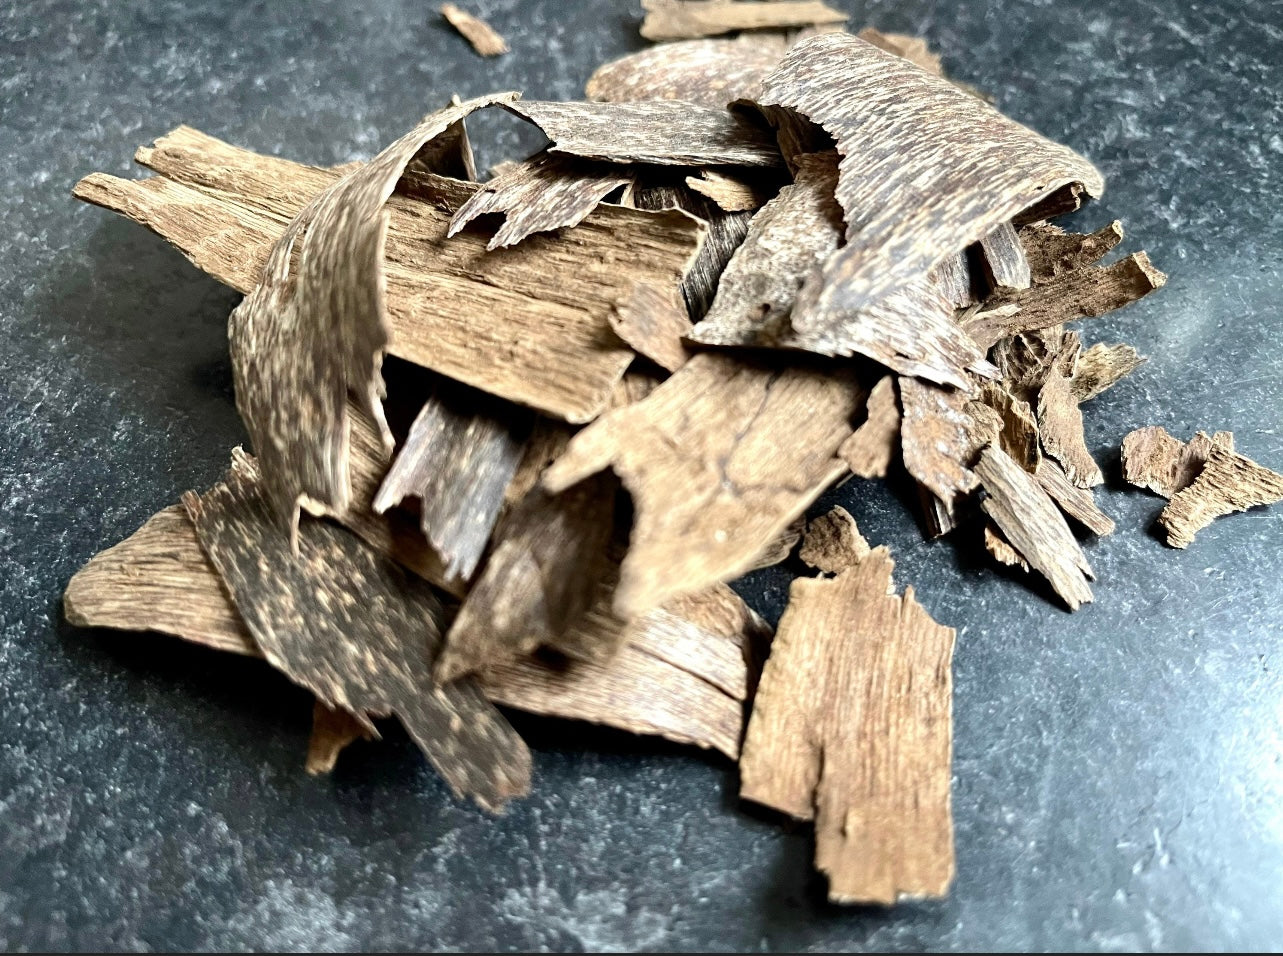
[64,6,1283,905]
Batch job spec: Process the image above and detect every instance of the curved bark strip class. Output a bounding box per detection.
[229,93,518,538]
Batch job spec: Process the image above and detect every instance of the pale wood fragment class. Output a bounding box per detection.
[640,0,846,41]
[929,251,976,308]
[586,35,790,107]
[899,377,999,510]
[1158,442,1283,548]
[684,168,779,212]
[1071,342,1146,402]
[838,375,900,479]
[608,280,694,372]
[749,516,805,570]
[978,221,1031,291]
[980,381,1040,473]
[799,506,869,573]
[984,522,1029,572]
[740,546,955,904]
[1035,458,1115,536]
[1037,345,1104,488]
[855,27,943,74]
[1121,426,1236,498]
[440,3,509,56]
[306,702,372,775]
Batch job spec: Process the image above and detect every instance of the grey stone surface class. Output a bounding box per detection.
[3,0,1282,949]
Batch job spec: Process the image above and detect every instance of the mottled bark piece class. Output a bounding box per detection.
[980,381,1040,473]
[964,253,1166,350]
[183,451,531,812]
[976,446,1094,610]
[1071,342,1146,402]
[855,27,942,74]
[609,280,693,372]
[1158,443,1283,549]
[1035,458,1115,536]
[740,546,955,904]
[799,506,869,574]
[585,35,790,107]
[1121,426,1236,498]
[505,100,782,167]
[306,702,372,775]
[543,353,862,615]
[640,0,846,41]
[372,381,531,582]
[1037,345,1103,488]
[685,168,779,212]
[899,377,999,510]
[838,375,900,479]
[978,221,1031,292]
[448,152,632,249]
[440,3,508,56]
[1020,220,1124,284]
[984,522,1029,572]
[751,33,1102,346]
[76,126,705,426]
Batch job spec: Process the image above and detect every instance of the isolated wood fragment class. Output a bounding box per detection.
[75,126,704,425]
[440,3,508,56]
[856,27,943,74]
[976,446,1094,610]
[1036,345,1103,488]
[183,451,531,812]
[1035,458,1115,536]
[1020,220,1124,283]
[640,0,846,41]
[608,280,693,372]
[838,375,900,479]
[978,221,1031,291]
[372,380,531,582]
[799,506,869,574]
[1072,342,1146,402]
[306,702,372,775]
[984,522,1029,572]
[740,546,955,904]
[1121,426,1235,498]
[585,35,790,107]
[505,100,782,167]
[448,152,631,249]
[685,168,778,212]
[750,33,1102,339]
[964,253,1166,350]
[543,352,862,615]
[980,381,1040,473]
[1157,442,1283,548]
[899,377,998,510]
[930,251,975,308]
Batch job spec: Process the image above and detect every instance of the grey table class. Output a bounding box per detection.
[4,0,1282,950]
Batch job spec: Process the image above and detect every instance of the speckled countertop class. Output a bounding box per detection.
[3,0,1282,950]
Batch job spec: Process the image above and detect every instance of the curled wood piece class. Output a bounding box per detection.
[750,33,1102,334]
[685,168,779,212]
[372,381,532,582]
[306,702,372,775]
[899,377,999,510]
[505,100,782,167]
[1158,442,1283,549]
[1037,345,1103,488]
[585,35,790,107]
[440,3,508,56]
[608,280,694,372]
[448,152,632,249]
[984,522,1029,571]
[1071,342,1146,402]
[543,353,862,615]
[640,0,846,41]
[799,506,869,574]
[855,27,943,75]
[228,92,518,538]
[1035,458,1115,536]
[978,221,1031,292]
[1019,220,1124,284]
[1121,425,1235,498]
[964,252,1166,350]
[183,451,531,812]
[976,446,1094,610]
[980,381,1040,473]
[740,546,955,904]
[838,375,900,479]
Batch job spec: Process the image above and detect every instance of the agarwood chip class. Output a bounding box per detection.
[855,27,943,74]
[1121,425,1235,498]
[984,522,1029,572]
[306,702,372,775]
[978,221,1031,292]
[608,280,694,372]
[1037,345,1103,487]
[1019,220,1124,283]
[899,377,999,510]
[228,93,517,535]
[930,251,976,308]
[684,168,779,212]
[1012,182,1087,225]
[980,381,1040,473]
[75,126,704,426]
[964,252,1166,350]
[504,99,782,167]
[1157,442,1283,548]
[585,35,790,107]
[749,33,1102,334]
[440,3,508,56]
[372,380,531,582]
[838,374,900,479]
[183,451,531,812]
[447,152,632,249]
[740,545,955,904]
[1035,458,1115,536]
[976,446,1094,610]
[799,506,869,573]
[1071,342,1146,402]
[543,352,862,615]
[749,516,805,570]
[640,0,846,41]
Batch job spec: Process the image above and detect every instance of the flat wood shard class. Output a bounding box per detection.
[1071,342,1146,402]
[838,375,900,479]
[739,545,955,904]
[640,0,846,41]
[799,506,869,574]
[899,377,999,510]
[1157,442,1283,549]
[856,27,943,75]
[183,451,532,812]
[440,3,509,56]
[1035,458,1115,536]
[585,35,790,107]
[978,221,1031,291]
[1036,344,1104,488]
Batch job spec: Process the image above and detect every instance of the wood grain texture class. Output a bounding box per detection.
[75,125,705,425]
[978,221,1031,291]
[372,381,531,582]
[1037,344,1104,488]
[984,522,1029,571]
[1158,442,1283,548]
[838,375,900,479]
[750,33,1102,339]
[979,381,1041,474]
[1121,426,1236,498]
[440,3,508,56]
[448,151,632,249]
[685,168,779,212]
[930,251,976,308]
[1035,458,1115,536]
[739,546,955,904]
[640,0,845,41]
[1020,220,1124,283]
[585,35,790,107]
[976,446,1094,610]
[899,377,999,509]
[798,506,869,573]
[543,352,862,615]
[608,280,693,373]
[183,451,531,812]
[1071,342,1146,402]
